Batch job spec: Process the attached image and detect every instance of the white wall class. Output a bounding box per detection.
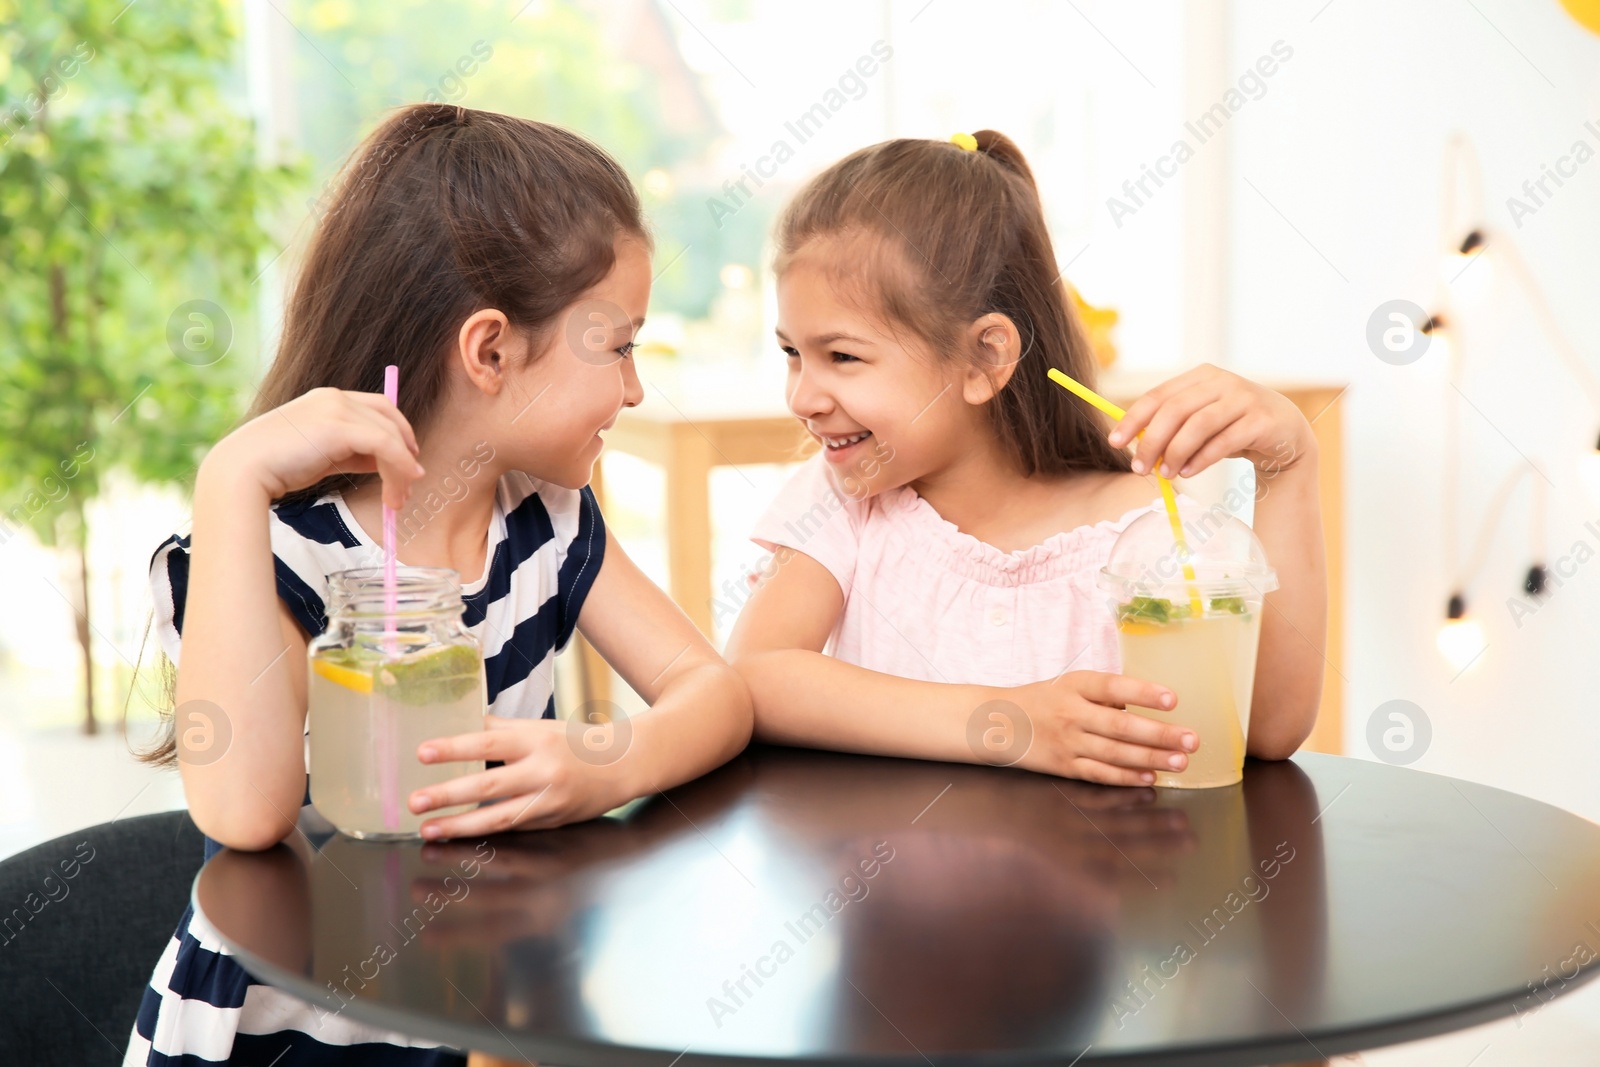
[885,0,1188,372]
[1227,0,1600,820]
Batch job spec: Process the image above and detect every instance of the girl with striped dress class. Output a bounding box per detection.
[125,103,753,1065]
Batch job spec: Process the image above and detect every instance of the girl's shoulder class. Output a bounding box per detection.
[1076,470,1167,528]
[270,491,377,558]
[749,453,880,597]
[147,475,606,671]
[1070,471,1217,543]
[493,473,606,586]
[258,473,602,589]
[146,493,372,666]
[492,472,607,606]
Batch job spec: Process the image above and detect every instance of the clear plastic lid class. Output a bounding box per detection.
[1096,509,1278,604]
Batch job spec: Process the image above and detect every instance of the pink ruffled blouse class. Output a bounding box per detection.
[750,455,1209,686]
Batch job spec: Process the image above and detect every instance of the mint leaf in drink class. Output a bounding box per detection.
[1208,596,1249,615]
[376,644,482,706]
[1119,596,1175,625]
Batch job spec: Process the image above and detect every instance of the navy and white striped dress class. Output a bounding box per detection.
[124,472,605,1066]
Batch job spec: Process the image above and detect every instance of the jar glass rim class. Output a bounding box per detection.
[326,566,463,617]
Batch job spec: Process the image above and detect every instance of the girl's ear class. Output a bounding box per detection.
[960,312,1022,405]
[457,309,519,396]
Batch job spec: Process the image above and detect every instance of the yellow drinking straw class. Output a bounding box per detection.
[1046,367,1205,617]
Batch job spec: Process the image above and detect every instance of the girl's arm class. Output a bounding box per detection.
[572,528,754,791]
[405,528,754,838]
[726,547,991,761]
[1238,447,1327,758]
[177,389,424,850]
[175,468,309,849]
[725,547,1196,786]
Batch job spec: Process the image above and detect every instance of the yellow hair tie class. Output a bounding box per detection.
[950,132,978,152]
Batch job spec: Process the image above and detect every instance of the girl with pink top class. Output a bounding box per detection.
[727,131,1328,786]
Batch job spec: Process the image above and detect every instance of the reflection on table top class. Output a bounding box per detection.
[195,748,1600,1066]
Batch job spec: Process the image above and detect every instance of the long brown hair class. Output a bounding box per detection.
[135,104,646,764]
[774,130,1129,478]
[259,103,648,507]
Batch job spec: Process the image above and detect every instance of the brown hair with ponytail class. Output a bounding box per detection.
[135,103,647,764]
[774,130,1129,478]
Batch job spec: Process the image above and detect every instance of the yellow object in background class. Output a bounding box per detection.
[1067,283,1120,369]
[1560,0,1600,35]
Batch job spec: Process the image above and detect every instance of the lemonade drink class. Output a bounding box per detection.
[307,566,485,839]
[309,642,486,838]
[1098,510,1278,790]
[1116,597,1262,787]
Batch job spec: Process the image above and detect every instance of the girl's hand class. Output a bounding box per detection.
[1107,363,1313,481]
[205,387,424,509]
[1007,672,1198,787]
[408,716,630,839]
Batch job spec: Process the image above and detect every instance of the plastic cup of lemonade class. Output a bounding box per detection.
[308,567,486,839]
[1096,511,1278,788]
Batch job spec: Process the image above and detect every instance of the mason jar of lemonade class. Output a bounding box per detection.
[1097,511,1278,788]
[308,567,486,839]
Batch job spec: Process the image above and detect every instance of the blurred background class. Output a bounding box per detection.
[3,0,1600,1058]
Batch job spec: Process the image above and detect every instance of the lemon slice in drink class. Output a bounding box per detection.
[311,652,376,693]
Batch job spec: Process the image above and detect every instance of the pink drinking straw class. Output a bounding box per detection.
[378,364,401,832]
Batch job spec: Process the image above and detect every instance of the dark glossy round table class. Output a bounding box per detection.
[194,747,1600,1066]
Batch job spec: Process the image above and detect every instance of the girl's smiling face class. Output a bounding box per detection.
[502,237,651,489]
[776,248,1004,499]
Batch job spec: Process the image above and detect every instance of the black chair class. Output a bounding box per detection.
[0,809,204,1066]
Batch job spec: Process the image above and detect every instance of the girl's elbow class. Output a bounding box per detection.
[687,660,754,758]
[714,663,756,754]
[1248,737,1302,762]
[1249,706,1319,761]
[723,657,791,743]
[190,804,297,852]
[724,714,755,762]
